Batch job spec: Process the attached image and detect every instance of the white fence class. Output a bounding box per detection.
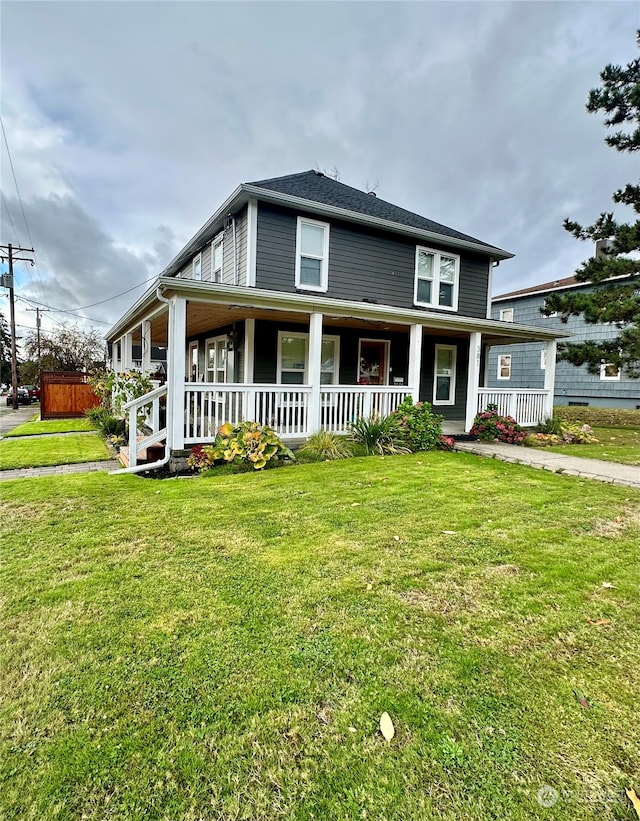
[320,386,411,434]
[477,389,549,427]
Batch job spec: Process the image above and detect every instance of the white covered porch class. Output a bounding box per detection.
[108,281,563,470]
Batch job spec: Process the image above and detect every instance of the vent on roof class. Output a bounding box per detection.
[368,191,377,197]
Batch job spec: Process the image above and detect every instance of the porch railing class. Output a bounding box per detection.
[320,386,411,434]
[122,384,168,467]
[183,383,413,442]
[477,388,549,427]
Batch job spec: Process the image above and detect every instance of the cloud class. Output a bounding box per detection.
[1,0,638,335]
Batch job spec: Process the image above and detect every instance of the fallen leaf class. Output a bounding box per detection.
[573,689,590,709]
[351,502,361,507]
[366,583,372,591]
[587,618,611,626]
[626,788,640,819]
[441,530,457,535]
[601,582,616,589]
[348,726,357,733]
[380,712,395,741]
[393,535,400,542]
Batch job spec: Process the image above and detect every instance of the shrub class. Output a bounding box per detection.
[188,421,294,472]
[470,405,526,445]
[536,416,563,435]
[85,406,125,437]
[559,423,599,444]
[437,435,456,451]
[89,370,153,416]
[524,432,562,448]
[348,414,411,456]
[297,431,353,461]
[390,397,444,451]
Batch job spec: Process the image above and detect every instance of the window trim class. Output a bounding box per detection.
[599,362,621,381]
[540,349,547,370]
[205,335,228,383]
[414,246,460,311]
[295,216,330,292]
[211,235,223,283]
[357,338,391,385]
[276,331,340,385]
[188,341,199,382]
[500,308,514,322]
[192,253,202,282]
[433,344,457,405]
[497,354,512,381]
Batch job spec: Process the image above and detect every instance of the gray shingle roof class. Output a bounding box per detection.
[246,170,498,250]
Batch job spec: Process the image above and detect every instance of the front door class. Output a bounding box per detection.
[358,339,389,385]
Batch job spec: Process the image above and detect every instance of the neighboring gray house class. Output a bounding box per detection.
[489,274,640,410]
[106,170,565,471]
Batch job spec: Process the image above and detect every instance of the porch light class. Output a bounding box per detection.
[226,330,239,351]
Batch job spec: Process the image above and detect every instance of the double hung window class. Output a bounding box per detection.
[415,247,459,310]
[295,217,329,291]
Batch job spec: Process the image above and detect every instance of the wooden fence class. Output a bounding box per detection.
[40,371,100,420]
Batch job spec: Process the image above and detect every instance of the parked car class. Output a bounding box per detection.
[23,385,40,401]
[5,387,32,406]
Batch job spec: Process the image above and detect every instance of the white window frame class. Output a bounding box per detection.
[599,362,621,381]
[295,216,330,293]
[540,349,547,370]
[497,354,512,380]
[192,253,202,281]
[205,335,227,383]
[433,344,457,405]
[188,341,199,382]
[414,246,460,311]
[211,235,223,283]
[500,308,514,322]
[276,331,340,384]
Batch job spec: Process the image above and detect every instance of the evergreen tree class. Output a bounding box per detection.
[543,32,640,378]
[0,311,12,386]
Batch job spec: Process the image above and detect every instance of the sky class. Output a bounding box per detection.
[1,0,638,346]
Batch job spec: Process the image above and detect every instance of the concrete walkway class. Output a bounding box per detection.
[454,440,640,490]
[0,459,122,481]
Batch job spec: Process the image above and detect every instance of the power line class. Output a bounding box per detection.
[15,294,111,325]
[0,115,49,305]
[1,190,22,245]
[65,275,156,310]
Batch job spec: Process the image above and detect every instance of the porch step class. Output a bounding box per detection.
[118,442,166,468]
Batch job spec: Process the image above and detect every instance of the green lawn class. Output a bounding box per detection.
[4,418,95,437]
[547,427,640,465]
[1,454,638,820]
[0,433,111,470]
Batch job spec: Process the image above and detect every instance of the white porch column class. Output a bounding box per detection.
[465,332,482,432]
[121,333,133,371]
[168,296,187,450]
[543,339,557,419]
[307,312,323,434]
[243,318,255,383]
[141,320,152,373]
[408,324,423,402]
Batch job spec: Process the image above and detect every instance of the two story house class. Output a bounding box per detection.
[106,170,567,471]
[489,274,640,409]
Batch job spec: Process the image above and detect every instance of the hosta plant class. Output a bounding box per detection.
[189,421,294,471]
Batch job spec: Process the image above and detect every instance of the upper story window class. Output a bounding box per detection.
[500,308,514,322]
[296,217,329,292]
[212,236,223,283]
[600,362,621,381]
[192,253,202,281]
[414,247,459,311]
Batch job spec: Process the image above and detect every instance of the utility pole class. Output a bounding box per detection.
[26,306,50,369]
[0,243,35,410]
